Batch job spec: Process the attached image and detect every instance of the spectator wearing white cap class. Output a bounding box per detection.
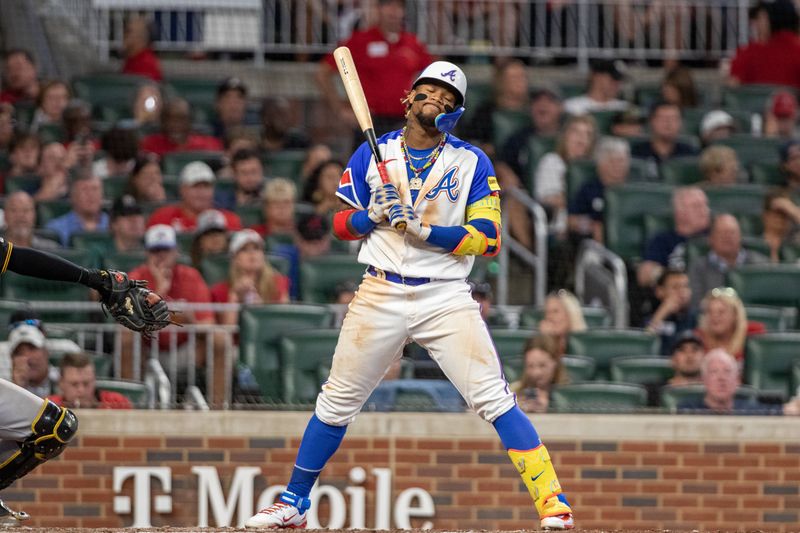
[210,229,290,325]
[190,209,230,270]
[147,161,242,232]
[9,324,56,397]
[699,110,736,147]
[125,225,219,382]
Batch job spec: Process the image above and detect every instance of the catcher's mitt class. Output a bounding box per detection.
[96,269,175,337]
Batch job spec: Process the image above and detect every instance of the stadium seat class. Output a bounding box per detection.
[722,84,792,115]
[300,254,366,303]
[660,383,759,410]
[490,329,536,362]
[705,184,766,217]
[749,161,783,186]
[365,379,466,412]
[36,199,71,226]
[660,156,702,185]
[589,110,618,135]
[610,355,673,386]
[562,355,596,382]
[715,136,781,166]
[162,151,225,177]
[550,382,648,412]
[238,304,332,402]
[567,329,660,380]
[727,264,800,307]
[491,110,531,149]
[643,212,673,241]
[199,254,230,286]
[103,251,146,272]
[603,183,674,261]
[745,332,800,399]
[523,136,557,191]
[559,82,585,99]
[37,124,66,144]
[164,77,219,125]
[744,305,797,332]
[236,205,263,227]
[793,361,800,398]
[262,150,307,183]
[71,73,150,121]
[279,329,340,404]
[95,379,150,408]
[519,306,611,329]
[5,173,40,194]
[565,159,596,198]
[70,230,113,251]
[267,254,291,277]
[102,175,130,199]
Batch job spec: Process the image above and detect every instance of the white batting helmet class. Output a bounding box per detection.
[412,61,467,107]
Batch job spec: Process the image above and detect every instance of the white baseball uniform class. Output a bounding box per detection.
[316,130,514,425]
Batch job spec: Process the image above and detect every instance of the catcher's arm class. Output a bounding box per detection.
[0,240,176,336]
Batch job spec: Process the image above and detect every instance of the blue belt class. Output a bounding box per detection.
[367,266,431,286]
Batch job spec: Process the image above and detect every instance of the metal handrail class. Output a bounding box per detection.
[499,186,549,307]
[574,239,629,328]
[184,385,210,411]
[144,358,172,410]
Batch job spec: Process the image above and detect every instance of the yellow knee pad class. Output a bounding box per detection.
[508,445,571,518]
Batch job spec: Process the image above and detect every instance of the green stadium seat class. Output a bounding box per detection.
[36,200,72,226]
[236,204,263,227]
[715,136,782,166]
[519,306,611,329]
[103,251,147,272]
[793,361,800,398]
[71,74,150,121]
[660,383,759,411]
[745,333,800,398]
[727,264,800,307]
[70,230,114,251]
[238,304,332,402]
[365,379,466,412]
[722,84,792,115]
[565,159,596,198]
[567,329,660,380]
[589,110,618,135]
[199,254,230,286]
[279,329,340,404]
[300,254,366,303]
[705,184,767,217]
[491,110,531,149]
[610,355,673,385]
[164,77,219,125]
[661,156,702,185]
[5,174,40,194]
[558,82,585,100]
[550,382,648,412]
[634,84,661,109]
[95,378,150,408]
[643,213,673,241]
[749,161,783,186]
[489,329,535,362]
[103,175,130,200]
[562,355,596,382]
[263,150,307,183]
[523,136,556,191]
[37,124,66,144]
[176,233,195,256]
[267,254,291,277]
[603,183,674,261]
[744,305,797,332]
[162,151,225,177]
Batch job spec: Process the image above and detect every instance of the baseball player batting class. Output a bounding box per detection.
[0,239,172,523]
[246,61,573,530]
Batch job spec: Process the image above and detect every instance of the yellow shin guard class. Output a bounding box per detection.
[508,445,571,518]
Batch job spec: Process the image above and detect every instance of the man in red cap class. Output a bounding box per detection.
[765,90,799,140]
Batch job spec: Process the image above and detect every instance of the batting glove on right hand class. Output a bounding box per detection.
[368,183,400,223]
[388,203,431,240]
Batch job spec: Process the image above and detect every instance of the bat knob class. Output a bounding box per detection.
[396,222,407,231]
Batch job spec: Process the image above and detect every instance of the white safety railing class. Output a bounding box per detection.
[46,0,749,65]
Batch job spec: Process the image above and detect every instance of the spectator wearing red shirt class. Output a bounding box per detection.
[0,49,40,105]
[211,229,290,325]
[147,161,242,232]
[124,225,227,406]
[48,352,132,409]
[122,16,162,82]
[316,0,432,138]
[729,0,800,90]
[140,98,223,157]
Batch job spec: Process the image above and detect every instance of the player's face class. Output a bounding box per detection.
[703,356,739,403]
[523,348,557,389]
[704,298,737,337]
[672,342,703,378]
[411,84,457,128]
[59,366,97,408]
[234,158,264,192]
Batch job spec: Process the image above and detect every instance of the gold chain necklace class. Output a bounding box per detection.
[400,127,446,190]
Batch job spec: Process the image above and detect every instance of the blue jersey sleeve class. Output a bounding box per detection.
[336,141,373,209]
[466,149,500,205]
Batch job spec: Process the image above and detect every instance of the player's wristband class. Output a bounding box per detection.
[333,209,376,240]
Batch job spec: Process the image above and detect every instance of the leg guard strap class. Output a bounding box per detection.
[279,490,311,513]
[0,401,78,491]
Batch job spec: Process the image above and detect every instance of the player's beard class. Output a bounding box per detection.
[414,109,437,129]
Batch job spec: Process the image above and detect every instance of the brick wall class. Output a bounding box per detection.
[2,412,798,530]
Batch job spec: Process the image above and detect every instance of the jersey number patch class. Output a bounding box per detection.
[425,166,460,203]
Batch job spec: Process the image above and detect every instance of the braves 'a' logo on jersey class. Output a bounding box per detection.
[425,166,460,202]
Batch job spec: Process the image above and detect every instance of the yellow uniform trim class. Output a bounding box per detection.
[453,225,489,256]
[508,445,571,518]
[487,175,501,192]
[466,195,501,225]
[1,241,13,274]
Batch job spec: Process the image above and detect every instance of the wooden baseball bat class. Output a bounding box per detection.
[333,46,405,229]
